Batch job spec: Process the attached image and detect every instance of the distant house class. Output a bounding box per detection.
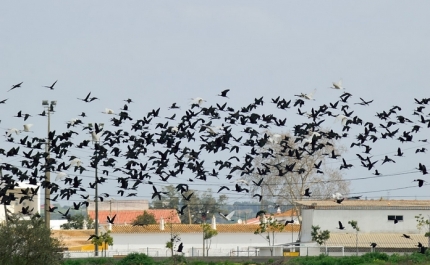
[295,200,430,255]
[87,209,181,225]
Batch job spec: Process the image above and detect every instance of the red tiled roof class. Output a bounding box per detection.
[87,209,181,225]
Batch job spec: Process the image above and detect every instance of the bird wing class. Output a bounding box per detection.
[226,211,235,219]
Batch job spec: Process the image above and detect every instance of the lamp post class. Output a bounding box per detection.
[42,100,56,229]
[88,122,103,257]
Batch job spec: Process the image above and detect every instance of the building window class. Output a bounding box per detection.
[388,215,403,222]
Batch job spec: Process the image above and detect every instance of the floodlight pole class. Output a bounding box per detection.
[42,100,56,229]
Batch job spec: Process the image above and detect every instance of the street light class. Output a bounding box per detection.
[88,122,104,257]
[42,100,57,229]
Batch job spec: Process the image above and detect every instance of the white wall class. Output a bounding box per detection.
[111,232,299,252]
[300,208,314,242]
[51,219,68,229]
[303,208,429,235]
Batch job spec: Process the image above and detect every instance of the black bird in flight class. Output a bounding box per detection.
[253,194,262,202]
[107,214,117,224]
[177,242,183,252]
[177,205,188,215]
[284,219,294,226]
[370,242,377,248]
[337,221,345,230]
[44,80,58,90]
[414,179,425,187]
[78,92,99,102]
[87,234,100,241]
[255,210,266,218]
[418,163,428,175]
[303,188,311,197]
[218,89,230,98]
[8,82,23,92]
[355,98,374,106]
[402,234,412,239]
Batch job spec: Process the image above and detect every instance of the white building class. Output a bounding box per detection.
[0,182,41,222]
[295,200,430,255]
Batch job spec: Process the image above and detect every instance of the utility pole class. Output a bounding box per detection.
[202,219,205,257]
[188,206,191,224]
[42,100,56,229]
[89,122,103,257]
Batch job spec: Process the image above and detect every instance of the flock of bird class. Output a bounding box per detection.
[1,80,430,251]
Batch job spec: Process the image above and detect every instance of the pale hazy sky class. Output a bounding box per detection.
[1,1,430,209]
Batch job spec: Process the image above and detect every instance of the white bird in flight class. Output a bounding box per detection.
[23,124,33,132]
[330,80,345,90]
[332,192,343,200]
[190,97,206,106]
[296,89,316,100]
[335,114,349,126]
[102,108,114,114]
[55,172,68,181]
[70,158,82,167]
[219,210,235,221]
[6,128,20,137]
[205,125,224,135]
[91,131,101,142]
[268,133,282,144]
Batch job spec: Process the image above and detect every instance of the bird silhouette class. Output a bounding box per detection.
[8,82,23,92]
[107,214,117,224]
[337,221,345,230]
[255,210,266,218]
[218,89,230,98]
[177,242,183,252]
[414,179,425,187]
[43,80,58,90]
[303,188,312,197]
[284,219,294,226]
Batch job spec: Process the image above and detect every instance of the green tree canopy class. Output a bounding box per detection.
[91,230,114,257]
[311,225,330,246]
[0,214,64,265]
[132,210,157,226]
[60,213,94,229]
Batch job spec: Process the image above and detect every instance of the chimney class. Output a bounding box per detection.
[160,217,165,231]
[211,215,216,230]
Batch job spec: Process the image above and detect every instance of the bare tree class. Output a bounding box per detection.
[245,131,349,204]
[243,131,350,239]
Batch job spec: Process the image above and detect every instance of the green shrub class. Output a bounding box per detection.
[62,257,117,265]
[360,252,389,263]
[117,253,154,265]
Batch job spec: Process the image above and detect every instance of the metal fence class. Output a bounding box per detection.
[62,246,262,258]
[62,245,421,258]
